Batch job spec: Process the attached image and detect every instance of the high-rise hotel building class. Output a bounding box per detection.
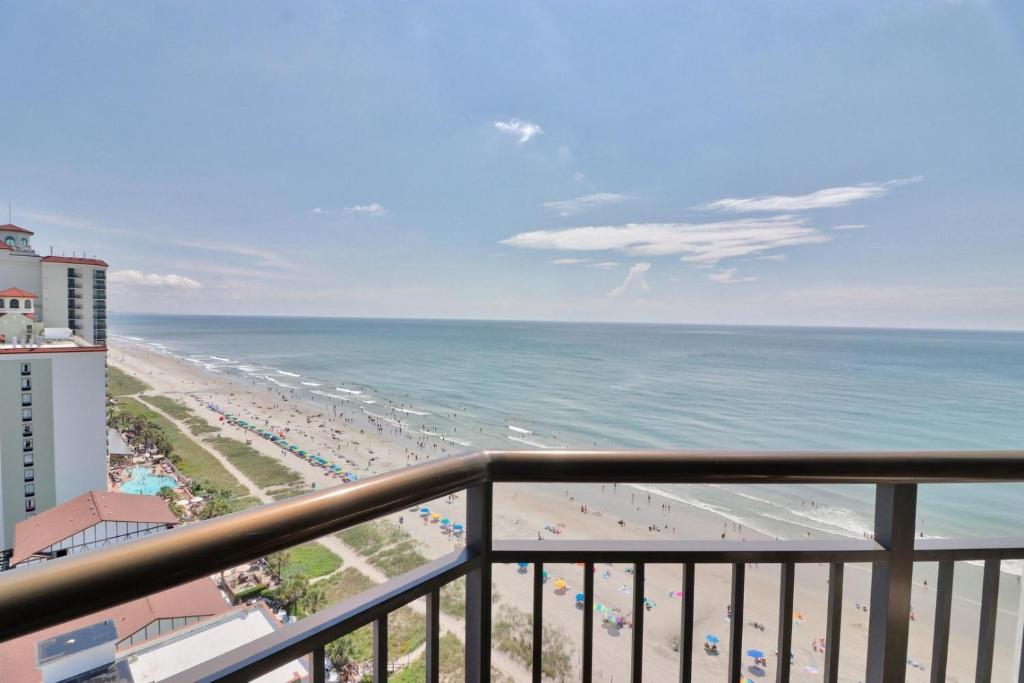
[0,223,108,556]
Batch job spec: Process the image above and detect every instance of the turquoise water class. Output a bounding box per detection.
[120,465,179,496]
[109,315,1024,553]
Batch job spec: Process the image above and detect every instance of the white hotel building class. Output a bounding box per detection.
[0,223,108,557]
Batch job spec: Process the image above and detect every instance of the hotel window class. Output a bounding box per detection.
[9,299,18,309]
[21,407,32,421]
[21,362,30,375]
[24,484,34,497]
[19,238,28,248]
[21,393,31,407]
[25,498,35,512]
[21,377,31,391]
[22,423,32,436]
[23,438,33,452]
[0,299,4,309]
[3,236,13,247]
[24,300,32,309]
[23,468,34,482]
[23,453,33,466]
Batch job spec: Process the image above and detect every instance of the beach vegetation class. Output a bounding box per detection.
[390,633,466,683]
[140,395,219,435]
[440,577,464,617]
[107,366,150,396]
[492,604,573,681]
[205,436,303,488]
[279,542,341,581]
[266,486,310,500]
[337,520,429,578]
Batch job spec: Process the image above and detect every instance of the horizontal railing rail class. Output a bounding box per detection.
[2,449,1024,683]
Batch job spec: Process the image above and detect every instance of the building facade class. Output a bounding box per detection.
[0,223,108,554]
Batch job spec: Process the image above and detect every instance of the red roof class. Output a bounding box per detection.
[0,578,227,682]
[41,255,108,267]
[0,223,34,235]
[0,287,38,298]
[12,490,179,566]
[0,241,11,251]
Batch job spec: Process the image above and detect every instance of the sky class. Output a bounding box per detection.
[1,1,1023,330]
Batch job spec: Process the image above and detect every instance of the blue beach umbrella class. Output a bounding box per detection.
[575,593,585,603]
[517,562,529,570]
[705,634,719,644]
[747,649,765,659]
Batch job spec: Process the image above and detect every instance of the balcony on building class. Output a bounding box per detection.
[0,451,1023,683]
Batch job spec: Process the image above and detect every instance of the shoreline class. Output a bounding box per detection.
[108,339,1022,681]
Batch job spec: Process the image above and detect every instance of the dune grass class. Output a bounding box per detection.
[107,366,150,396]
[205,436,303,489]
[141,395,219,435]
[337,520,429,578]
[280,542,342,581]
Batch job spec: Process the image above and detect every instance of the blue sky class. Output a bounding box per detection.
[2,1,1022,329]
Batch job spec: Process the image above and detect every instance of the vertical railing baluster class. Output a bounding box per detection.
[631,562,646,683]
[930,561,954,682]
[373,616,388,683]
[426,587,440,683]
[865,483,917,683]
[824,562,844,683]
[312,644,326,683]
[583,561,595,683]
[465,483,493,683]
[976,559,1001,681]
[679,562,695,683]
[533,561,544,683]
[776,562,794,682]
[729,563,746,683]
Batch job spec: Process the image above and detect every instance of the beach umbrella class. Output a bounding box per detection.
[440,518,450,525]
[453,523,463,531]
[431,513,441,521]
[574,592,585,603]
[705,634,719,644]
[553,579,567,590]
[746,649,765,659]
[420,507,430,515]
[517,562,529,570]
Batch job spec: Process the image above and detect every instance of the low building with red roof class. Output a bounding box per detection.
[11,490,179,567]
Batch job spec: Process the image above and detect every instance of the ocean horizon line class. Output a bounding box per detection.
[109,311,1024,336]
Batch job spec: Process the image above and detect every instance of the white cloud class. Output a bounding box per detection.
[345,203,386,217]
[541,193,634,217]
[697,177,922,213]
[707,268,758,284]
[309,207,328,215]
[551,258,590,265]
[573,172,585,182]
[832,224,867,230]
[754,254,787,261]
[109,269,202,291]
[494,119,543,144]
[589,262,620,270]
[608,263,651,297]
[502,215,830,265]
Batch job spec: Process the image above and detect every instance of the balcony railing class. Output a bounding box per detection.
[1,450,1023,683]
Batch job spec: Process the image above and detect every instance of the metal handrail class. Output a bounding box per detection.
[2,449,1023,643]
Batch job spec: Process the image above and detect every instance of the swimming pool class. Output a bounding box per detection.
[120,466,179,495]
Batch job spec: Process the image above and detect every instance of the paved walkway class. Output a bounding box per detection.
[130,392,530,682]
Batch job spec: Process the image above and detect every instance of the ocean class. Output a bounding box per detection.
[109,314,1024,563]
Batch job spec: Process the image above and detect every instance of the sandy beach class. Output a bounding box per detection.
[108,340,1021,682]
